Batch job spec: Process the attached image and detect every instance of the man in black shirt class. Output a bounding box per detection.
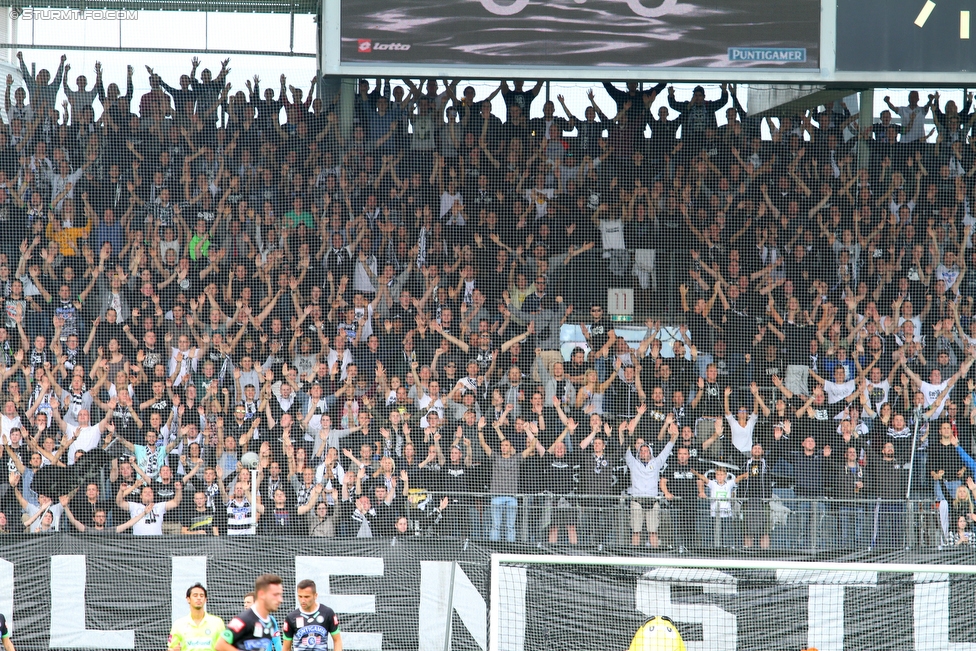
[929,420,966,506]
[660,446,701,551]
[501,79,543,117]
[282,579,342,651]
[218,573,284,651]
[544,427,578,544]
[736,443,773,550]
[578,418,619,547]
[582,304,616,383]
[690,366,726,459]
[868,441,910,550]
[68,481,111,528]
[438,440,473,537]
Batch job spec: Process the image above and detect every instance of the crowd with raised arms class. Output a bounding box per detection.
[0,55,971,549]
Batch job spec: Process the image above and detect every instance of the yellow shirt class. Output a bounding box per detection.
[46,220,92,257]
[168,612,225,651]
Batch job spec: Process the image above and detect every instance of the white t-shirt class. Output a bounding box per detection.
[599,219,626,251]
[897,106,928,143]
[867,380,891,411]
[889,199,914,223]
[128,502,166,535]
[824,380,856,404]
[920,380,950,418]
[168,347,199,387]
[724,413,758,454]
[0,414,22,444]
[327,348,354,381]
[353,303,375,340]
[526,187,554,218]
[66,424,103,463]
[26,502,63,532]
[353,255,378,294]
[439,191,462,218]
[935,264,961,294]
[706,478,737,518]
[315,460,345,493]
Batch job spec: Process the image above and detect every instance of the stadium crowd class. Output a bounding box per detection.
[0,54,973,551]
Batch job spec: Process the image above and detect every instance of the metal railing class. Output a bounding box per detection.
[405,491,960,553]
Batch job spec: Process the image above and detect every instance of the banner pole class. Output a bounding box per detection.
[443,560,458,651]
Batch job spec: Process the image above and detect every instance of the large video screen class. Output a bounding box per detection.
[339,0,821,70]
[838,0,976,72]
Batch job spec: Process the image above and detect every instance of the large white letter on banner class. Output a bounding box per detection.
[50,555,134,648]
[295,556,383,649]
[418,561,487,651]
[777,569,877,651]
[635,568,737,651]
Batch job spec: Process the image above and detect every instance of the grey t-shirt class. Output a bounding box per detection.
[490,453,520,495]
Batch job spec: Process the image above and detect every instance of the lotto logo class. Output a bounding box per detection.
[356,38,411,52]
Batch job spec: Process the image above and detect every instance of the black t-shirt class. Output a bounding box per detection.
[696,381,724,417]
[664,460,701,501]
[724,303,755,355]
[223,607,281,651]
[781,322,811,365]
[259,502,300,535]
[587,319,611,352]
[154,480,179,522]
[182,505,217,534]
[282,604,340,650]
[520,455,546,494]
[112,404,141,443]
[686,313,712,350]
[503,89,537,115]
[439,462,472,501]
[545,451,576,495]
[929,439,965,477]
[143,394,172,419]
[137,344,165,373]
[738,457,773,500]
[470,343,496,373]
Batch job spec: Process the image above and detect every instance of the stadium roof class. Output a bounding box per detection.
[14,0,317,14]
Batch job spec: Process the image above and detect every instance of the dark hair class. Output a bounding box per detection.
[255,573,283,593]
[186,582,208,598]
[296,579,317,592]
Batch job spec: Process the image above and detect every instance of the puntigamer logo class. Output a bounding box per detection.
[357,39,412,53]
[728,47,807,62]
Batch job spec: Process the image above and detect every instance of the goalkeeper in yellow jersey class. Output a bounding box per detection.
[169,583,225,651]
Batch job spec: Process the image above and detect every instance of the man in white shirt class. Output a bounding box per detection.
[0,399,22,443]
[810,366,857,405]
[13,489,63,532]
[49,396,115,463]
[883,91,933,144]
[901,355,974,420]
[115,480,182,535]
[866,361,903,414]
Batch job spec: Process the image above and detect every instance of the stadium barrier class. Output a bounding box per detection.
[0,537,489,650]
[0,536,970,650]
[395,492,949,552]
